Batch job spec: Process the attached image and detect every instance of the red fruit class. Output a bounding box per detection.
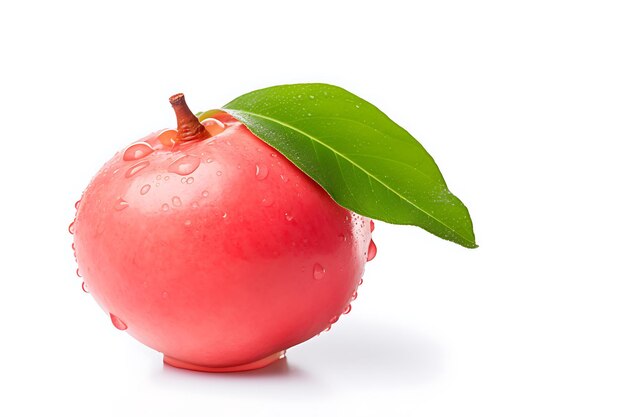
[72,94,374,372]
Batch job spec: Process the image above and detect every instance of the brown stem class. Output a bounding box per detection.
[169,93,209,142]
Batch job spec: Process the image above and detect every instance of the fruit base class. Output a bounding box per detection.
[163,350,286,373]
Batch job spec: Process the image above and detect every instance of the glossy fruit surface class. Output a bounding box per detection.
[72,97,374,371]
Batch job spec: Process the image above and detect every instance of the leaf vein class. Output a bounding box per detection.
[228,109,472,245]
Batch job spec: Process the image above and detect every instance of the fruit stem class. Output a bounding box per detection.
[169,93,210,142]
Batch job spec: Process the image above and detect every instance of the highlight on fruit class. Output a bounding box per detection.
[70,83,476,372]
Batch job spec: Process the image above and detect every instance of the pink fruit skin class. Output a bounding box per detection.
[73,113,372,370]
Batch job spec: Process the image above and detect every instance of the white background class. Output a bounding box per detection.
[1,0,625,415]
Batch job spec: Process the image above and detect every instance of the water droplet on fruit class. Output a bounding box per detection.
[186,177,194,184]
[338,233,347,241]
[125,160,150,178]
[201,118,226,136]
[222,212,228,219]
[216,171,222,176]
[172,196,182,207]
[123,142,154,161]
[261,197,273,207]
[81,282,89,293]
[68,221,75,235]
[164,176,169,181]
[75,199,81,209]
[76,268,82,278]
[110,313,127,330]
[280,174,289,183]
[157,130,177,146]
[270,152,277,158]
[114,198,129,211]
[180,177,186,183]
[309,95,315,99]
[140,184,151,195]
[202,190,209,198]
[285,212,294,222]
[156,175,162,180]
[255,164,269,180]
[206,158,213,164]
[370,220,375,232]
[324,324,332,332]
[359,277,364,285]
[313,263,325,280]
[329,315,339,324]
[343,304,352,314]
[184,219,192,226]
[367,240,377,261]
[191,202,199,209]
[168,155,201,176]
[351,291,358,301]
[161,204,170,212]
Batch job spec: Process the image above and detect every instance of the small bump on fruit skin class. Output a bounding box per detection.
[71,96,374,371]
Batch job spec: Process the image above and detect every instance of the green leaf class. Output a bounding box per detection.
[200,83,477,248]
